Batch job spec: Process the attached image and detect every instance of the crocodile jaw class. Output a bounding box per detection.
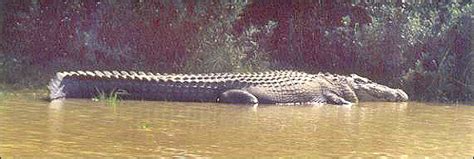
[346,74,409,102]
[354,84,409,102]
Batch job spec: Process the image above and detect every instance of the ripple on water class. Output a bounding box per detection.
[0,97,473,157]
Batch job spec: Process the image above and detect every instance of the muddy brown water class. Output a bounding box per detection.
[0,95,473,157]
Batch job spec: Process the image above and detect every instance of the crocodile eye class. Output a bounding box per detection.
[354,77,369,84]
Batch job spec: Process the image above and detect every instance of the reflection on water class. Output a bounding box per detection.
[0,96,473,157]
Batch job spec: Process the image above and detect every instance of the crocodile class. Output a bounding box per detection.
[48,70,408,105]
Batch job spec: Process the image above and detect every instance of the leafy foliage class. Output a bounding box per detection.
[0,1,472,102]
[402,3,473,101]
[183,2,273,73]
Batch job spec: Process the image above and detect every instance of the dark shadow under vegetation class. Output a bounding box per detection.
[0,1,472,102]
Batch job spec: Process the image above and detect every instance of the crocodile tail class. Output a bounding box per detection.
[48,72,66,100]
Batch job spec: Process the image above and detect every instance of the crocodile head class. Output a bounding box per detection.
[344,74,409,102]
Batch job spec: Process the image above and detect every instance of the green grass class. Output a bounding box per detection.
[139,122,151,129]
[93,89,121,107]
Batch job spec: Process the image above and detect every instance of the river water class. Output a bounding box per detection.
[0,95,473,157]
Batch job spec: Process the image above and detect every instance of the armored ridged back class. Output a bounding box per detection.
[48,70,318,100]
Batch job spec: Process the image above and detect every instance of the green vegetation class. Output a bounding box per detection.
[93,89,120,107]
[0,1,472,102]
[315,3,473,102]
[139,121,152,130]
[401,4,473,102]
[183,2,272,73]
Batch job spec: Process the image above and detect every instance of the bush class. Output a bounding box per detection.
[183,1,272,73]
[402,4,473,102]
[0,1,472,102]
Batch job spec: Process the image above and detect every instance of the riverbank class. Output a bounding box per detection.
[0,1,472,102]
[0,84,49,101]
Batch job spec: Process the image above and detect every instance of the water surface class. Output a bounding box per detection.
[0,95,473,157]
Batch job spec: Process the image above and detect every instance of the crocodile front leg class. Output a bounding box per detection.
[324,91,352,105]
[218,89,259,104]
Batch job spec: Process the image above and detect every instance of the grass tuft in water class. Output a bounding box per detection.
[139,122,151,129]
[93,89,120,107]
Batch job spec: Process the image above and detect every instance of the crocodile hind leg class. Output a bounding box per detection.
[218,89,259,104]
